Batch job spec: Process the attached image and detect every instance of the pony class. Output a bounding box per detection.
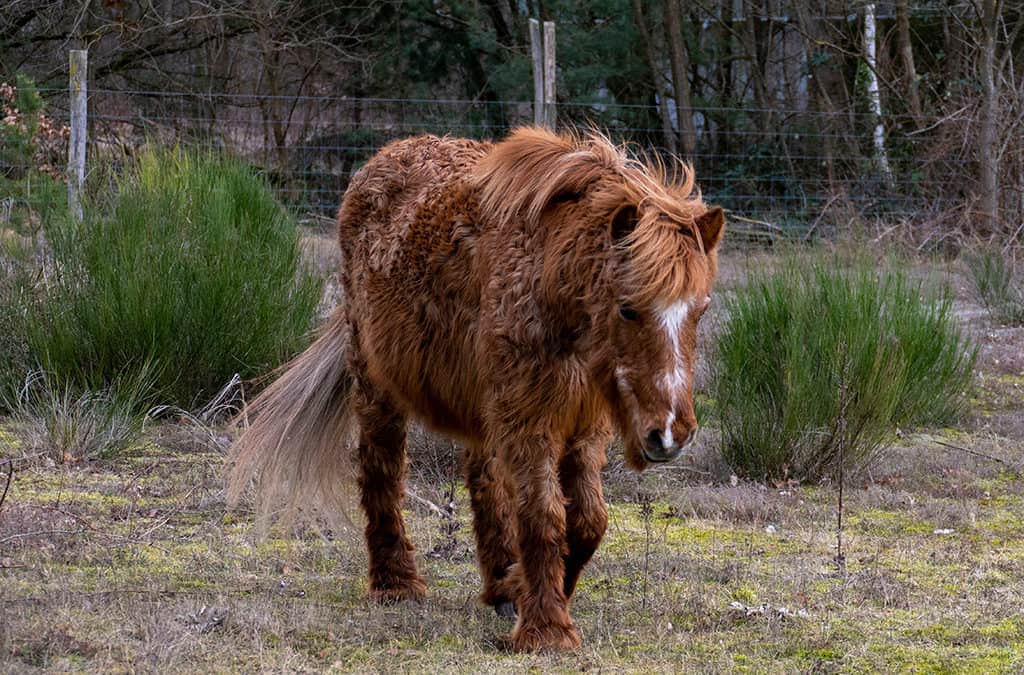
[228,126,725,651]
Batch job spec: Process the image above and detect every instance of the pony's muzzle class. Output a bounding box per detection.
[643,426,697,462]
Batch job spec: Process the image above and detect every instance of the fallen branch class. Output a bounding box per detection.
[0,528,85,544]
[929,438,1022,477]
[405,488,454,520]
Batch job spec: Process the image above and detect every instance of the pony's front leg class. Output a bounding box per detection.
[502,431,581,651]
[560,428,611,600]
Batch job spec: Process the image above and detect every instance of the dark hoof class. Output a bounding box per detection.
[495,601,517,618]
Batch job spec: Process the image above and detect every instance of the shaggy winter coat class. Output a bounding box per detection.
[229,127,725,651]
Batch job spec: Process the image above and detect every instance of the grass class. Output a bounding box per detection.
[9,370,150,465]
[1,239,1021,672]
[27,147,322,409]
[1,419,1022,672]
[711,253,977,481]
[0,240,36,411]
[964,248,1024,326]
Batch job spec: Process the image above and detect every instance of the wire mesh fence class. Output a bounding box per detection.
[10,85,1017,238]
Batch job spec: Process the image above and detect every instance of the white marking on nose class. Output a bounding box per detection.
[615,366,631,395]
[662,410,675,447]
[657,300,690,397]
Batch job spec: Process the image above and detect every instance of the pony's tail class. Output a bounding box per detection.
[227,312,358,530]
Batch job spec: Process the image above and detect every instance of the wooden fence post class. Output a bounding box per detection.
[529,19,544,127]
[543,21,557,130]
[529,19,557,130]
[68,49,87,222]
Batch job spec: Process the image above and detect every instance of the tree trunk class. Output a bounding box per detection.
[793,2,836,187]
[663,0,696,157]
[896,0,922,125]
[978,0,1002,236]
[741,0,772,135]
[631,0,677,155]
[864,3,893,189]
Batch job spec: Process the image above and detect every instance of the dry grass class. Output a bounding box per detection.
[2,244,1023,673]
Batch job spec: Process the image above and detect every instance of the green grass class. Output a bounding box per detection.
[711,254,976,481]
[964,248,1024,326]
[0,243,36,410]
[27,147,322,409]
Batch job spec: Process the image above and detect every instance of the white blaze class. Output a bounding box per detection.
[663,410,676,447]
[657,300,690,403]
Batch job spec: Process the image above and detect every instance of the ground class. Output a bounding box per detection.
[1,238,1023,673]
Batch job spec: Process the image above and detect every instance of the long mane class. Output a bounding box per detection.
[471,127,711,307]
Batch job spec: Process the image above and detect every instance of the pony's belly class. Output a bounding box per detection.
[359,303,486,443]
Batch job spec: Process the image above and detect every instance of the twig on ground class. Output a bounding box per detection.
[406,488,454,520]
[652,464,712,476]
[834,341,850,574]
[929,438,1022,477]
[638,486,654,610]
[0,528,85,544]
[0,459,12,515]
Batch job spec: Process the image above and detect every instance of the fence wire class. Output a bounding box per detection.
[13,87,1018,237]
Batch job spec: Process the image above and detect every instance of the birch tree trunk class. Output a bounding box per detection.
[864,3,893,189]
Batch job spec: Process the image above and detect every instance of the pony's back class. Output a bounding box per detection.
[336,135,491,279]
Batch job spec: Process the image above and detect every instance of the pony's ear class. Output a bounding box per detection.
[694,205,725,251]
[610,204,639,243]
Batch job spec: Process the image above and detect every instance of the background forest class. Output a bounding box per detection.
[2,1,1023,238]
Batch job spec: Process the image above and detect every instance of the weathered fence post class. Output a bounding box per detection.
[529,19,544,127]
[68,49,87,222]
[543,21,557,130]
[529,19,557,130]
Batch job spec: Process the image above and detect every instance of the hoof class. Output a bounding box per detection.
[370,579,427,604]
[510,621,581,652]
[494,601,517,618]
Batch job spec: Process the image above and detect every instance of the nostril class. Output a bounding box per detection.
[645,429,664,452]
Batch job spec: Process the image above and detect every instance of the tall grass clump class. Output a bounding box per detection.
[711,255,976,481]
[963,248,1024,326]
[29,148,321,408]
[13,371,150,464]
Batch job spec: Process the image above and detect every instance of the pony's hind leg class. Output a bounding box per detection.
[355,382,426,603]
[465,451,518,616]
[560,427,611,600]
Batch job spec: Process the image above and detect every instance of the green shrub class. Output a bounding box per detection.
[0,75,68,234]
[0,249,34,410]
[29,147,322,409]
[711,255,976,481]
[963,248,1024,326]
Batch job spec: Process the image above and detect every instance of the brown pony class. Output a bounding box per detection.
[229,127,725,651]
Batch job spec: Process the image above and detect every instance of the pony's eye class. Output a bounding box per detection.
[619,305,639,322]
